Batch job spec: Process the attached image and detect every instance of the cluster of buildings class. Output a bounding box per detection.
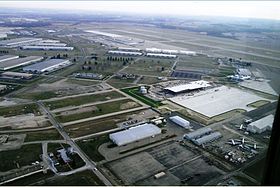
[227,68,252,81]
[0,37,74,50]
[184,127,222,145]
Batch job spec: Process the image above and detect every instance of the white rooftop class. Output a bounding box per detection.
[165,80,211,93]
[109,123,161,146]
[248,114,274,130]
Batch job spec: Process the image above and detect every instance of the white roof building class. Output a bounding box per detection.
[169,116,191,129]
[179,50,196,55]
[184,127,212,140]
[165,80,211,93]
[0,84,7,91]
[146,53,177,58]
[109,123,161,146]
[108,50,142,56]
[0,55,19,63]
[0,56,43,70]
[247,114,274,134]
[21,46,74,51]
[23,59,71,73]
[192,132,222,145]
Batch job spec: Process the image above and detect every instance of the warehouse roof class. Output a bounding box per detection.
[146,53,177,58]
[169,116,191,129]
[108,50,142,55]
[0,56,43,70]
[192,132,222,145]
[23,59,69,72]
[21,46,74,50]
[184,127,212,140]
[109,123,161,146]
[165,80,211,93]
[1,71,33,78]
[248,114,274,130]
[0,55,19,62]
[0,37,42,46]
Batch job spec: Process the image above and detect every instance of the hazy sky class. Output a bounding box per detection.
[1,1,280,20]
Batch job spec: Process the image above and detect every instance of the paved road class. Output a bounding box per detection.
[37,101,112,186]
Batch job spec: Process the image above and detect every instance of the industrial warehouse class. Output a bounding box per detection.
[164,80,211,94]
[0,37,43,47]
[146,53,177,58]
[109,123,161,146]
[21,45,74,51]
[246,115,274,134]
[0,56,43,70]
[23,59,72,73]
[184,127,222,145]
[0,71,33,80]
[108,50,142,56]
[169,115,191,129]
[0,55,19,63]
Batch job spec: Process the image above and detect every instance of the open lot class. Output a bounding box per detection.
[170,86,273,118]
[45,91,124,110]
[55,99,140,123]
[0,103,41,117]
[0,144,42,172]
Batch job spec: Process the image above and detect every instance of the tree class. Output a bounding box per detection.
[161,66,165,71]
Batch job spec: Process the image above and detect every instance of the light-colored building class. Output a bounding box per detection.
[184,127,212,140]
[21,46,74,51]
[247,114,274,133]
[169,115,191,129]
[108,50,142,56]
[192,132,222,145]
[0,55,19,63]
[0,56,43,70]
[1,71,33,79]
[23,59,71,73]
[0,37,43,47]
[109,123,161,146]
[117,47,141,52]
[146,53,177,58]
[0,84,7,91]
[164,80,211,94]
[139,86,147,94]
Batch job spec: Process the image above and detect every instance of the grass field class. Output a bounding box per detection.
[247,100,271,108]
[55,99,140,123]
[0,144,42,172]
[24,129,63,142]
[77,135,110,162]
[0,103,41,117]
[64,109,147,138]
[42,170,104,185]
[16,91,59,100]
[121,87,162,107]
[44,91,124,110]
[243,157,266,183]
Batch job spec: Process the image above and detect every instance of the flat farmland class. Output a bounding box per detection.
[44,91,124,110]
[55,99,141,123]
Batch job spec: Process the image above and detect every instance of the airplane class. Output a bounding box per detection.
[227,139,241,146]
[234,137,249,144]
[247,143,264,150]
[235,124,246,130]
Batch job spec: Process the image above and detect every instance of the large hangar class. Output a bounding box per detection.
[247,114,274,134]
[23,59,71,73]
[109,123,161,146]
[0,55,19,63]
[164,80,211,94]
[0,56,43,70]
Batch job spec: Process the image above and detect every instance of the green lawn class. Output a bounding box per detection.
[77,135,110,162]
[55,99,140,123]
[0,103,41,117]
[44,91,124,110]
[0,144,42,172]
[121,87,162,107]
[24,129,63,142]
